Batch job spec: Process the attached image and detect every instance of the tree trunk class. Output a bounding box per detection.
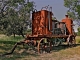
[13,33,15,38]
[21,32,24,38]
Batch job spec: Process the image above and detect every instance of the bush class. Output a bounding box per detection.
[77,32,80,36]
[27,29,31,32]
[0,30,4,34]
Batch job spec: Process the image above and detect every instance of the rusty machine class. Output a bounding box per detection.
[1,6,76,56]
[25,6,76,53]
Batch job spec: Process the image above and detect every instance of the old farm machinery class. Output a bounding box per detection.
[1,6,76,56]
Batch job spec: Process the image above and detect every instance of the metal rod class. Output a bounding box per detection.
[48,11,51,31]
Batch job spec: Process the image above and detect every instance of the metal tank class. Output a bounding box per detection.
[32,9,53,35]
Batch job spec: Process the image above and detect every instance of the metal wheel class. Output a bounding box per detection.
[67,35,76,46]
[37,38,52,53]
[71,36,76,46]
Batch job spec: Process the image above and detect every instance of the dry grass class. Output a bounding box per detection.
[0,34,6,38]
[0,35,80,60]
[75,36,80,43]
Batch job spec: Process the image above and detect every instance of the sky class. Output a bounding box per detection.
[30,0,68,20]
[29,0,78,32]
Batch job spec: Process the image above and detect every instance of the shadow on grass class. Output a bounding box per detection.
[0,50,39,60]
[52,44,80,52]
[0,40,39,59]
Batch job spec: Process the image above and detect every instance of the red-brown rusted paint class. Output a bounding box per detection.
[62,15,73,35]
[32,10,52,35]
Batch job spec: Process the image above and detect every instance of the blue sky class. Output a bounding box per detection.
[30,0,68,20]
[29,0,78,32]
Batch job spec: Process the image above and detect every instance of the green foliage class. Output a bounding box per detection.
[27,29,31,32]
[64,0,80,26]
[64,0,78,8]
[77,32,80,36]
[77,27,80,32]
[0,0,35,37]
[77,27,80,36]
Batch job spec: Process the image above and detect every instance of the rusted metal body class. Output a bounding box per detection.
[25,6,76,53]
[25,7,75,53]
[31,10,74,38]
[62,15,74,35]
[32,10,52,36]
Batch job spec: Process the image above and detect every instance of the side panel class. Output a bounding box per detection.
[32,10,52,35]
[62,18,73,35]
[32,11,41,35]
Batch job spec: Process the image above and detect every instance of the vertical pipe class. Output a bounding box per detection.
[48,11,51,31]
[65,24,66,35]
[48,7,52,31]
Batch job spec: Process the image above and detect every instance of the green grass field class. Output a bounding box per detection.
[0,35,80,60]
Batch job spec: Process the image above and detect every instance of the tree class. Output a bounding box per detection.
[64,0,80,26]
[0,0,35,37]
[77,27,80,35]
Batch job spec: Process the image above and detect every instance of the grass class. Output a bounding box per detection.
[76,36,80,43]
[0,35,80,60]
